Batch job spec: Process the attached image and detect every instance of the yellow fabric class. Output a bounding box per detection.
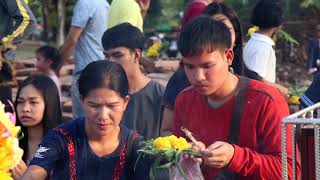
[2,0,30,45]
[108,0,143,32]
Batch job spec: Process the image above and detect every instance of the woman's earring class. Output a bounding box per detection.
[228,66,234,74]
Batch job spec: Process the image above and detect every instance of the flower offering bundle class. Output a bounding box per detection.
[137,135,204,180]
[0,101,23,180]
[146,42,162,59]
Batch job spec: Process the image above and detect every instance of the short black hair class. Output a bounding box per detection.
[15,75,62,162]
[36,45,60,71]
[101,23,145,51]
[178,16,232,57]
[78,60,129,99]
[251,0,283,29]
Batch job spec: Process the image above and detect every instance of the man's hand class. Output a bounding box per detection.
[185,140,206,165]
[190,141,206,152]
[200,141,235,168]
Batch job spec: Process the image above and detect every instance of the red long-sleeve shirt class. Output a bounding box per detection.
[173,79,301,179]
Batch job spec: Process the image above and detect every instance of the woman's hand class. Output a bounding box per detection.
[10,160,27,180]
[199,141,235,169]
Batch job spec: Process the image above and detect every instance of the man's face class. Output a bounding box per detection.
[183,48,233,96]
[103,47,137,72]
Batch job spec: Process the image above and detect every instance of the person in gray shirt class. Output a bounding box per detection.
[102,23,165,139]
[60,0,109,118]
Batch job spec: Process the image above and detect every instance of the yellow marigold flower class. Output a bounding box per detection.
[289,95,300,105]
[173,137,190,151]
[0,172,13,180]
[0,101,23,176]
[0,137,23,171]
[247,26,259,36]
[166,135,179,144]
[147,43,161,58]
[153,137,172,150]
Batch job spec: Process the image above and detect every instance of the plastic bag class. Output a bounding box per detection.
[170,156,204,180]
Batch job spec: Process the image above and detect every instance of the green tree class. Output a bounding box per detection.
[301,0,320,7]
[145,0,188,31]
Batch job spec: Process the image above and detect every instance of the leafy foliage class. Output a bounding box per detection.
[276,29,299,45]
[301,0,320,7]
[145,0,187,30]
[289,85,308,97]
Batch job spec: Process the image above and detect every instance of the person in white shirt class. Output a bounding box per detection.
[244,0,288,97]
[244,33,276,83]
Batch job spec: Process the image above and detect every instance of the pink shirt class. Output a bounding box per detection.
[49,71,62,101]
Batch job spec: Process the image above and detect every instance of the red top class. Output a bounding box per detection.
[181,1,207,28]
[173,79,301,179]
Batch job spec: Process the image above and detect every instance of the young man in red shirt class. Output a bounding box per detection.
[173,16,300,179]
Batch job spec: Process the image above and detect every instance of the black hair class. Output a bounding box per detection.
[101,23,145,51]
[178,16,231,57]
[15,75,62,162]
[202,2,243,75]
[36,45,61,72]
[78,60,129,99]
[251,0,283,29]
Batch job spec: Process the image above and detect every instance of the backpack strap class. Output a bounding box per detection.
[229,76,250,144]
[112,130,139,180]
[54,128,77,180]
[215,76,250,180]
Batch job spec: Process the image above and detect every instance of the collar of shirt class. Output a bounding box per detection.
[251,33,275,46]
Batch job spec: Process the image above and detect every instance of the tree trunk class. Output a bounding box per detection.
[56,0,66,47]
[41,0,50,42]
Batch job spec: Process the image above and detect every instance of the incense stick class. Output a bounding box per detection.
[181,126,203,150]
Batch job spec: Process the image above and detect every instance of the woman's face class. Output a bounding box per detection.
[17,85,45,127]
[82,88,129,137]
[213,14,236,47]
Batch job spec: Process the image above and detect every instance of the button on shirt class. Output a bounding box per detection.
[244,33,276,83]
